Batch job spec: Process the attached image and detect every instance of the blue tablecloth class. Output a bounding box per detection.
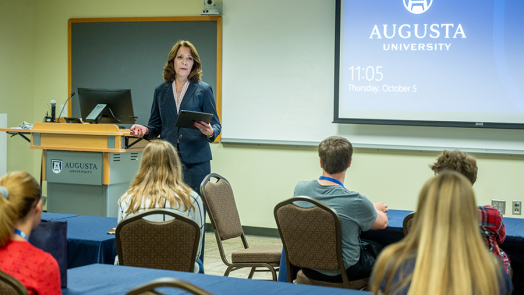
[360,209,409,246]
[41,212,118,269]
[277,209,524,293]
[65,215,118,268]
[63,264,370,295]
[499,217,524,293]
[41,212,79,221]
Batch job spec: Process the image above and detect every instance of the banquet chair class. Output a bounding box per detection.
[403,212,416,236]
[274,196,368,290]
[127,278,213,295]
[0,270,29,295]
[116,209,200,272]
[200,173,281,280]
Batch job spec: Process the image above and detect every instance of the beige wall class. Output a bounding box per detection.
[211,144,524,227]
[2,0,523,229]
[0,0,35,173]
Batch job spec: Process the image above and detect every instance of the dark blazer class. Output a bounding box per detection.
[146,81,221,164]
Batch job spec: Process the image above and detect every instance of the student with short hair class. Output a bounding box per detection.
[0,171,61,295]
[371,171,513,295]
[294,136,388,282]
[430,150,510,275]
[117,140,205,273]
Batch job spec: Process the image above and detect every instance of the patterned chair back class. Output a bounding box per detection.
[127,278,213,295]
[116,209,200,272]
[403,212,416,236]
[274,196,342,272]
[200,174,244,241]
[0,270,28,295]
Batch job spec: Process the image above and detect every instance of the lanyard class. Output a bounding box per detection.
[319,176,344,187]
[14,229,29,242]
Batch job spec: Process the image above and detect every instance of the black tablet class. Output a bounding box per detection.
[175,110,213,129]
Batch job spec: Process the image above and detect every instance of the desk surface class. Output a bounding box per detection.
[361,209,524,246]
[63,264,370,295]
[41,212,80,221]
[42,212,117,268]
[0,123,131,136]
[1,123,147,152]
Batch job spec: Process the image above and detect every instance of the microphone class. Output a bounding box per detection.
[50,100,56,122]
[57,92,76,122]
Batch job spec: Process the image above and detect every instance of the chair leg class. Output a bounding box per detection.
[224,266,235,277]
[268,266,277,281]
[248,267,256,279]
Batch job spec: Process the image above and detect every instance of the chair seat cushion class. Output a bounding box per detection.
[231,244,282,264]
[296,270,368,290]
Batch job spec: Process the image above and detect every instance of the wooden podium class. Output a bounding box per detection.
[0,122,146,217]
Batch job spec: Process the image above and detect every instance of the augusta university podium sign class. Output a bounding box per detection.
[45,150,140,217]
[47,151,103,185]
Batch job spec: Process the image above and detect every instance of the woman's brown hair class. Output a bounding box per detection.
[0,171,41,247]
[162,40,202,83]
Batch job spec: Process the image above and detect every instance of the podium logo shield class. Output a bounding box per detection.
[403,0,433,14]
[52,160,62,174]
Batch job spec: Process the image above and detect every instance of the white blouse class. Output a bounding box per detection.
[172,80,190,114]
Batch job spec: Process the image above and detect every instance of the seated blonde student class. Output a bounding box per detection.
[0,172,62,295]
[430,150,510,275]
[294,136,388,282]
[117,140,205,273]
[371,171,513,295]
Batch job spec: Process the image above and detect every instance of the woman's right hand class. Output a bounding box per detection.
[130,124,149,138]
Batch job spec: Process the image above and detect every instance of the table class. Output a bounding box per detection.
[41,212,79,221]
[277,209,524,293]
[498,217,524,294]
[42,212,117,268]
[63,264,371,295]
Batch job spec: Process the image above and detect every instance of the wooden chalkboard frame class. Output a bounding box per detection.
[67,16,222,141]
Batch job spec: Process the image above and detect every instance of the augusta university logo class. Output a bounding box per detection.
[51,160,62,174]
[404,0,433,14]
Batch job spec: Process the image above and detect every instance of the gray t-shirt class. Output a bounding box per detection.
[293,180,377,275]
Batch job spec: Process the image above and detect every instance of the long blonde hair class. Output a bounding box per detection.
[119,140,194,213]
[0,172,41,247]
[371,170,505,295]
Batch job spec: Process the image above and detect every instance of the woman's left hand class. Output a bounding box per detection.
[194,121,214,137]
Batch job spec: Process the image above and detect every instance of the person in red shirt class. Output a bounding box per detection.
[430,150,511,275]
[0,171,61,295]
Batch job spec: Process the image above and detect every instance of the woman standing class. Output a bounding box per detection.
[370,171,512,295]
[118,140,205,273]
[130,40,220,262]
[0,172,61,295]
[130,40,221,194]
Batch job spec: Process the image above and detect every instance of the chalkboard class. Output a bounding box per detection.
[68,17,221,131]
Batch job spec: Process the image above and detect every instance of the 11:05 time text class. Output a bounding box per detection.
[349,66,383,81]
